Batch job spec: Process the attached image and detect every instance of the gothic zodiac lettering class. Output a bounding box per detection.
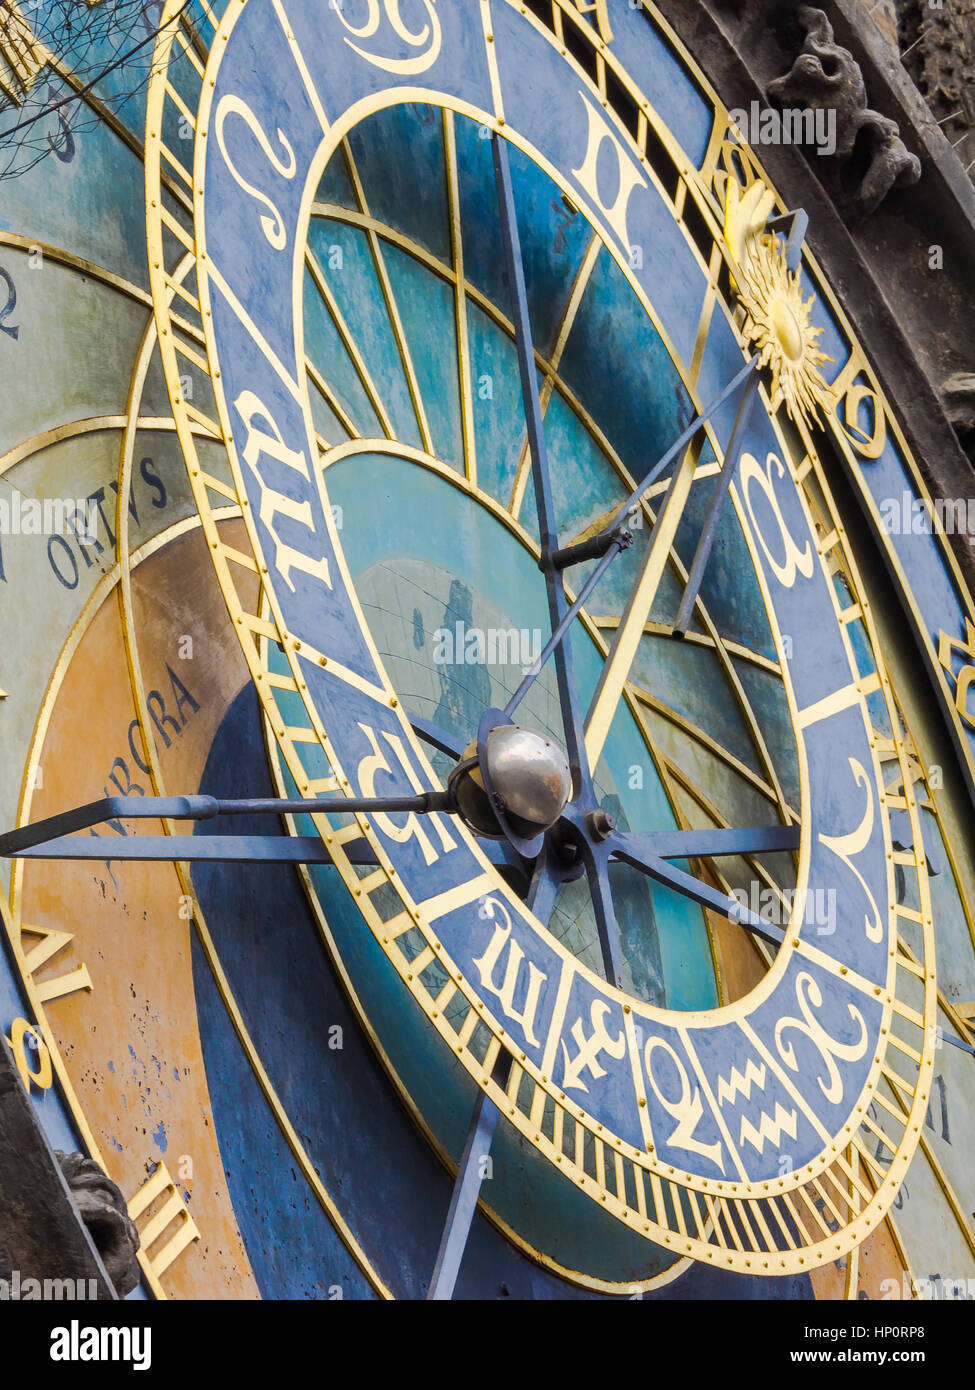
[214,94,297,251]
[355,722,458,867]
[774,971,869,1106]
[818,756,883,944]
[739,451,816,589]
[644,1036,725,1171]
[233,390,333,594]
[333,0,442,76]
[560,1000,626,1094]
[472,897,547,1048]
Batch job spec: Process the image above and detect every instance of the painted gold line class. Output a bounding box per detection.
[270,0,331,135]
[630,686,796,811]
[163,271,201,312]
[480,0,504,124]
[793,1183,832,1240]
[206,259,302,404]
[509,232,601,517]
[585,442,699,769]
[444,109,478,486]
[0,230,152,307]
[163,79,196,130]
[171,26,205,78]
[158,138,193,188]
[304,356,361,441]
[45,55,193,216]
[158,203,195,253]
[687,244,722,387]
[341,138,434,454]
[594,617,782,675]
[304,245,395,437]
[0,416,174,476]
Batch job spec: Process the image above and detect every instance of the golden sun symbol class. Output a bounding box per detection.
[722,180,835,428]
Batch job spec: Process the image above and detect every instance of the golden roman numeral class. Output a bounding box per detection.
[128,1163,201,1281]
[20,922,93,1004]
[0,1,52,106]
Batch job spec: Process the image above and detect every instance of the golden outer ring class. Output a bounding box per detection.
[144,0,936,1273]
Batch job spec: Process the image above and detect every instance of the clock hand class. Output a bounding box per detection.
[583,356,760,773]
[496,356,757,724]
[493,133,627,986]
[673,365,760,635]
[622,825,800,858]
[493,133,590,798]
[609,831,787,949]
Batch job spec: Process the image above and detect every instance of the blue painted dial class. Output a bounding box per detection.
[143,0,942,1276]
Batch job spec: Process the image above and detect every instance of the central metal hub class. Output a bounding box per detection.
[448,726,572,841]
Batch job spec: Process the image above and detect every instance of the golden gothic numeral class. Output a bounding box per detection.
[560,1000,626,1094]
[20,923,93,1005]
[128,1163,201,1282]
[233,389,334,595]
[838,379,886,460]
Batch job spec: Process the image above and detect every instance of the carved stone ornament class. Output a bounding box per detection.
[55,1151,141,1297]
[768,5,922,215]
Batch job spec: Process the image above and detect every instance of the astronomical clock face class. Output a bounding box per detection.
[1,0,973,1301]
